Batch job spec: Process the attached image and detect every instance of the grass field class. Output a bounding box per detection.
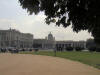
[20,51,100,69]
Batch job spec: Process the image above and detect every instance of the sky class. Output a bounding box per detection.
[0,0,93,41]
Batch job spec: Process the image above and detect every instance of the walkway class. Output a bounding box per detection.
[0,53,100,75]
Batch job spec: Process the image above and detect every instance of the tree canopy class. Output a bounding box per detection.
[19,0,100,45]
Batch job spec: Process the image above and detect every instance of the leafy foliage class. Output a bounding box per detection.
[86,39,96,48]
[86,38,100,52]
[19,0,100,44]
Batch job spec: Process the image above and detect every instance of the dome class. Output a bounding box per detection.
[48,32,53,37]
[48,32,54,40]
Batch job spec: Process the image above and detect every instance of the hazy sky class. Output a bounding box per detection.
[0,0,93,41]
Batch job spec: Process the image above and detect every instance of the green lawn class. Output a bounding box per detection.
[20,51,100,69]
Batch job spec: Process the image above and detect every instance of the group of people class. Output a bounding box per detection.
[0,48,33,53]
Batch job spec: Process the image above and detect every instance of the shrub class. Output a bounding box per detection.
[34,48,39,52]
[66,47,73,51]
[75,47,83,51]
[88,47,96,52]
[96,47,100,52]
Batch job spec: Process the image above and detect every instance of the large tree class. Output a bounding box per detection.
[19,0,100,45]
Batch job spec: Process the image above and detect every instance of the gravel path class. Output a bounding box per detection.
[0,53,100,75]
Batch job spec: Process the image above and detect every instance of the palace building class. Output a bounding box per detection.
[33,32,55,50]
[0,29,86,50]
[0,29,33,48]
[33,32,86,50]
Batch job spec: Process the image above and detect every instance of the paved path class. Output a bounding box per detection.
[0,53,100,75]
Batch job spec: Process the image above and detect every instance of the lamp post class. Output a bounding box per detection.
[54,49,56,56]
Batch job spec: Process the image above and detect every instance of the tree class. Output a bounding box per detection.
[19,0,100,45]
[86,38,96,52]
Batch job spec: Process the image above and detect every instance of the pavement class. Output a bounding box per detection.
[0,53,100,75]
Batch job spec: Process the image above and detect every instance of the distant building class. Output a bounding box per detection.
[56,41,86,51]
[33,32,55,50]
[33,33,86,50]
[0,29,33,48]
[0,29,86,50]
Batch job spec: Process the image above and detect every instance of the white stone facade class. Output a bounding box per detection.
[0,29,33,48]
[0,29,86,50]
[56,41,86,51]
[33,33,55,50]
[33,33,86,50]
